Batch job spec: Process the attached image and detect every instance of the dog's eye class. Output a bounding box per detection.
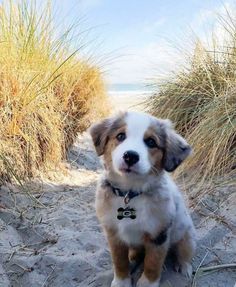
[144,137,157,148]
[116,132,126,142]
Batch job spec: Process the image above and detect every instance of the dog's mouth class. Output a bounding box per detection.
[124,168,132,173]
[119,167,138,175]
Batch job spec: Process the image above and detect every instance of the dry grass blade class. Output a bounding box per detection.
[191,251,209,287]
[199,263,236,273]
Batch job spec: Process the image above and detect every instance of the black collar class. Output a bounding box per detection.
[104,180,142,204]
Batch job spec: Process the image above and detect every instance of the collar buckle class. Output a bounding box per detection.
[104,179,142,202]
[124,192,131,205]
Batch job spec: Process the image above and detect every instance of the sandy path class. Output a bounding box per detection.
[109,94,147,112]
[0,96,236,287]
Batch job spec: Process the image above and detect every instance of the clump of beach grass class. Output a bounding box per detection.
[0,0,108,181]
[147,13,236,198]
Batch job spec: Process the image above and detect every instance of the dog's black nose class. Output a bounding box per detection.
[123,151,139,166]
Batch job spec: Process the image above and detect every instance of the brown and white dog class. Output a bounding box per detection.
[89,111,196,287]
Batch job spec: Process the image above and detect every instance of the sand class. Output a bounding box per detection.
[0,95,236,287]
[109,93,148,112]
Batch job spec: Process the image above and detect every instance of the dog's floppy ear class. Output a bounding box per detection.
[89,118,112,156]
[89,112,127,156]
[162,120,192,172]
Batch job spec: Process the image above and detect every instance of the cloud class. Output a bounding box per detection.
[107,40,185,84]
[190,1,236,47]
[107,0,236,84]
[143,17,167,34]
[79,0,102,11]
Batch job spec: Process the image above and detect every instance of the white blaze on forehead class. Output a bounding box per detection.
[111,111,153,175]
[125,112,151,138]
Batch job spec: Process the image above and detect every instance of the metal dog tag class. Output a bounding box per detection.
[117,207,136,220]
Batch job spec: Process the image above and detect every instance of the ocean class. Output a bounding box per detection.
[108,83,153,96]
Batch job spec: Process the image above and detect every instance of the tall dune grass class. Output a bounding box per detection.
[147,15,236,196]
[0,0,108,181]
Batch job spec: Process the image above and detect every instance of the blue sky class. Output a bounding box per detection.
[52,0,234,84]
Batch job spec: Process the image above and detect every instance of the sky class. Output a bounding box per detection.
[51,0,235,85]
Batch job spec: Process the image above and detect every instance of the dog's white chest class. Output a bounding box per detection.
[112,195,162,246]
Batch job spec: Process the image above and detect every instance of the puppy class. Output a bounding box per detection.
[89,111,196,287]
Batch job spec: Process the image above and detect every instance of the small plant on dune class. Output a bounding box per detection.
[147,13,236,198]
[0,0,108,181]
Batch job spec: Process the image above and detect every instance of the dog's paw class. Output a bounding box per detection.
[174,262,193,278]
[137,274,160,287]
[111,277,132,287]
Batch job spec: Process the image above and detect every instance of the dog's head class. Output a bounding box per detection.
[89,111,191,177]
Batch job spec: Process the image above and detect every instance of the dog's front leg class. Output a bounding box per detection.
[106,228,131,287]
[137,236,168,287]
